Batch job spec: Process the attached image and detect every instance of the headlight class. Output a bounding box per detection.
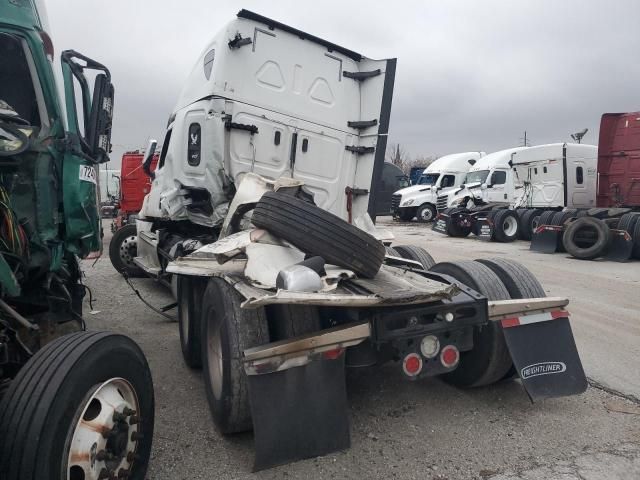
[402,199,414,206]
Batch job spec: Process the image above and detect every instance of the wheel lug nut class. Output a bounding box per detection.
[129,415,140,425]
[131,431,143,441]
[126,452,139,463]
[96,450,114,461]
[113,411,127,422]
[98,468,115,480]
[122,407,136,416]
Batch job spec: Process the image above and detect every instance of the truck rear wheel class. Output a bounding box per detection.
[178,275,207,369]
[201,278,269,434]
[475,258,546,380]
[634,220,640,259]
[444,208,472,237]
[267,305,322,340]
[252,191,385,278]
[519,208,542,240]
[0,331,154,480]
[109,224,145,277]
[392,245,436,270]
[429,261,512,387]
[492,210,519,242]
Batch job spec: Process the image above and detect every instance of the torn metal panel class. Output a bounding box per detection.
[167,258,246,277]
[353,213,394,242]
[244,242,305,288]
[236,265,459,308]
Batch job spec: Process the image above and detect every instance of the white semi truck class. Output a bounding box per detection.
[391,152,484,222]
[433,143,597,241]
[112,10,586,470]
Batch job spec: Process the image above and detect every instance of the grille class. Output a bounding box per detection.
[436,194,449,211]
[391,194,401,210]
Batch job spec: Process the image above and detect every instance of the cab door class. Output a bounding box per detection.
[487,169,509,202]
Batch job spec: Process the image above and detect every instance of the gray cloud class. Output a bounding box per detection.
[45,0,640,164]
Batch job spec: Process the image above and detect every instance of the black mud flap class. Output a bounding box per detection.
[432,215,449,235]
[501,313,587,401]
[530,225,562,253]
[475,216,493,241]
[247,354,350,471]
[603,229,634,262]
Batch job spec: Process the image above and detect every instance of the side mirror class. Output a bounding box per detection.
[86,73,115,163]
[481,183,488,190]
[142,139,158,179]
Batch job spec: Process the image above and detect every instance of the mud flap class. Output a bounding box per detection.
[247,354,350,471]
[500,312,587,401]
[475,216,493,241]
[530,225,562,253]
[432,215,449,235]
[603,229,634,262]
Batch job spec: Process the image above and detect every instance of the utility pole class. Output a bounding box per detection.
[519,131,531,147]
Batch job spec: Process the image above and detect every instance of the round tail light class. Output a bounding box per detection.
[402,353,423,377]
[440,345,460,368]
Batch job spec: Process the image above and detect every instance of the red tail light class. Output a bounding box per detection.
[402,353,423,377]
[440,345,460,368]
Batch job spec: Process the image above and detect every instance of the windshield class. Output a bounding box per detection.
[463,170,489,185]
[418,173,440,185]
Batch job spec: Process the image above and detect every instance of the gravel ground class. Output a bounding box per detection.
[82,219,640,479]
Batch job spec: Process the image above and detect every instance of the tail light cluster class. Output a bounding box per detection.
[402,335,459,378]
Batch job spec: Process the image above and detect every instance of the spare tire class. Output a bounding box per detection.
[252,191,385,278]
[393,245,436,270]
[492,210,519,243]
[563,217,611,260]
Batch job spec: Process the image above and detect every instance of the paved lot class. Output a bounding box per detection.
[83,220,640,479]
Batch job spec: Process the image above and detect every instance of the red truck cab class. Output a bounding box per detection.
[597,112,640,208]
[112,151,158,230]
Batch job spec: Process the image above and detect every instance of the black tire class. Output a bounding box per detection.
[576,210,589,218]
[429,261,512,387]
[537,210,556,227]
[519,209,542,241]
[252,191,385,278]
[178,275,207,369]
[515,208,528,219]
[267,305,322,341]
[492,210,520,243]
[385,246,400,256]
[551,211,573,227]
[393,244,436,270]
[618,212,640,234]
[416,204,437,223]
[0,332,154,480]
[109,224,145,277]
[633,220,640,259]
[396,209,415,222]
[201,278,269,434]
[445,209,472,237]
[562,217,611,260]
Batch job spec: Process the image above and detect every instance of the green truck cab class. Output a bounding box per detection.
[0,2,154,479]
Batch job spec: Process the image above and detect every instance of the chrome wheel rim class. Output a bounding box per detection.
[503,216,518,236]
[118,235,138,267]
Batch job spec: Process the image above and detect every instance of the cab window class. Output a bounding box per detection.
[576,166,583,185]
[0,33,40,126]
[490,170,506,185]
[441,175,455,188]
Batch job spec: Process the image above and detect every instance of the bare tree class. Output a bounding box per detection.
[386,143,408,171]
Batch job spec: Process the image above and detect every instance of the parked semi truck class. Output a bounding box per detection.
[434,143,597,242]
[125,10,586,470]
[391,151,484,222]
[0,2,154,479]
[532,112,640,260]
[109,150,158,276]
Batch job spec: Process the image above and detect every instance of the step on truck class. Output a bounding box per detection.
[390,151,484,222]
[433,143,597,242]
[125,10,586,470]
[0,2,154,479]
[535,112,640,261]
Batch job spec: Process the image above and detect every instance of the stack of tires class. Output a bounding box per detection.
[563,211,640,260]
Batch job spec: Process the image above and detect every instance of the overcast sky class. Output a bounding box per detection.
[46,0,640,167]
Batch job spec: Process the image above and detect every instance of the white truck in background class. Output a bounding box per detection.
[391,152,484,222]
[434,143,597,242]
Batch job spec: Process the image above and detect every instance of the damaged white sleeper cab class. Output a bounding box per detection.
[129,10,588,471]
